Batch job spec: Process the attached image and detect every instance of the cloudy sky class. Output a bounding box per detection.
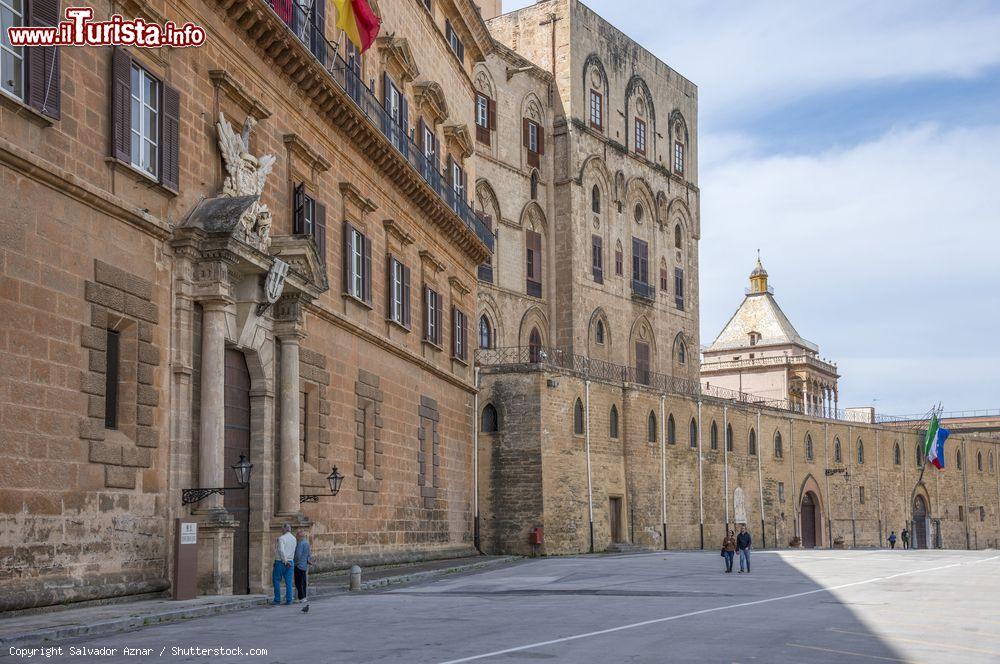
[505,0,1000,416]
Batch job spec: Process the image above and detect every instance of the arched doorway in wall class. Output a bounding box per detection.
[224,348,252,594]
[800,492,819,548]
[912,494,929,549]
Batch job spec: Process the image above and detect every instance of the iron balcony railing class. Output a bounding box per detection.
[476,346,923,426]
[262,0,494,253]
[631,279,656,301]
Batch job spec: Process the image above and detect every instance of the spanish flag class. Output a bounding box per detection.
[334,0,381,53]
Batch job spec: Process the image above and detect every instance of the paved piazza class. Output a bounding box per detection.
[10,549,997,663]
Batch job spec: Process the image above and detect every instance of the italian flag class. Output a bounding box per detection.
[923,412,951,470]
[334,0,381,53]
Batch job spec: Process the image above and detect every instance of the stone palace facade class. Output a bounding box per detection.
[1,0,998,612]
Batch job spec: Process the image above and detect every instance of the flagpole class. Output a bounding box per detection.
[910,404,941,547]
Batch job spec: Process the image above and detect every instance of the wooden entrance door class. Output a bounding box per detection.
[913,495,928,549]
[801,492,817,548]
[224,349,251,594]
[609,497,623,543]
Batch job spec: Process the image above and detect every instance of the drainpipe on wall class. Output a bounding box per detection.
[849,425,857,548]
[874,428,883,547]
[756,410,765,548]
[723,405,729,528]
[585,380,594,553]
[473,367,481,554]
[660,395,667,550]
[697,399,704,549]
[824,422,832,548]
[961,438,971,550]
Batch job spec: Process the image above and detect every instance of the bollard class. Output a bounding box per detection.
[349,565,362,591]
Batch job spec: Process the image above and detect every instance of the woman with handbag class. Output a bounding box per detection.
[721,530,736,573]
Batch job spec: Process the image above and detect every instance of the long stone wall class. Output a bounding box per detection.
[479,366,1000,555]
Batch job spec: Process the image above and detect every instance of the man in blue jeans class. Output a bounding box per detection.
[272,523,296,605]
[736,524,752,573]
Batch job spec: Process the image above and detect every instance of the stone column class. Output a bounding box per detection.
[199,301,229,512]
[834,388,839,416]
[277,331,304,516]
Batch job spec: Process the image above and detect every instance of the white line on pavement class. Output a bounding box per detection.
[435,554,1000,664]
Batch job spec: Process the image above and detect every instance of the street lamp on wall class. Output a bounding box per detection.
[182,454,253,506]
[300,466,345,503]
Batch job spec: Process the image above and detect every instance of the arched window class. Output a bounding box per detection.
[530,171,539,200]
[667,414,676,444]
[595,320,605,345]
[591,185,601,214]
[916,442,923,467]
[648,411,657,443]
[689,418,698,448]
[674,223,682,249]
[726,424,734,452]
[479,315,493,349]
[893,442,901,465]
[481,403,498,433]
[956,449,962,470]
[529,327,542,363]
[710,421,718,450]
[990,451,995,473]
[609,405,619,439]
[748,428,757,456]
[573,398,584,435]
[678,341,686,364]
[774,431,783,459]
[857,439,864,465]
[834,438,842,463]
[805,434,813,461]
[977,451,983,472]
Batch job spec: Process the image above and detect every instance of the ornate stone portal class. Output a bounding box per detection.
[217,112,276,252]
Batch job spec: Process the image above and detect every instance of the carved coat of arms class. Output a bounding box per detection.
[217,112,276,250]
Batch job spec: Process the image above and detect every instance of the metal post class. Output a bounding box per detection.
[723,405,730,527]
[756,410,766,548]
[660,395,667,550]
[473,367,481,553]
[697,400,704,549]
[874,428,883,547]
[584,380,594,553]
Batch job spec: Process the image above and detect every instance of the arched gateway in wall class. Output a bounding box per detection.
[912,494,930,549]
[798,475,824,548]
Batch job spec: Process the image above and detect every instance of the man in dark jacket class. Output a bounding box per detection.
[736,525,752,573]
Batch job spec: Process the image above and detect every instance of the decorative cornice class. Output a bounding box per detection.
[382,219,414,246]
[209,69,272,121]
[339,181,378,217]
[0,135,170,241]
[283,133,332,173]
[376,35,420,83]
[412,81,449,125]
[448,276,470,296]
[419,249,446,274]
[443,123,474,159]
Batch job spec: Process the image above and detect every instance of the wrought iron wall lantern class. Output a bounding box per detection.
[825,468,851,482]
[182,454,253,505]
[300,466,345,503]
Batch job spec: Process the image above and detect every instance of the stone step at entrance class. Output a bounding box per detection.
[605,542,649,554]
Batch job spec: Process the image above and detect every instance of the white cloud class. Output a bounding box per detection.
[700,123,1000,414]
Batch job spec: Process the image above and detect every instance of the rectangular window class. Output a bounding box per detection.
[589,90,602,130]
[674,141,685,175]
[778,482,785,503]
[958,506,964,522]
[386,257,410,327]
[293,184,315,236]
[523,118,542,168]
[631,237,648,284]
[615,247,623,276]
[525,229,542,297]
[424,287,442,345]
[477,213,494,283]
[659,266,668,293]
[104,330,120,429]
[476,93,489,129]
[859,486,866,504]
[423,123,436,164]
[528,122,538,152]
[445,20,464,62]
[634,118,646,155]
[0,0,24,100]
[451,307,467,361]
[343,223,371,304]
[674,267,685,311]
[591,235,603,284]
[130,63,160,178]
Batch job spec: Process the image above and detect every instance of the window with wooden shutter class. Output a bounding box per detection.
[634,118,646,156]
[314,203,327,264]
[660,266,668,292]
[523,118,541,169]
[591,235,603,284]
[635,341,650,386]
[386,256,409,328]
[445,19,464,62]
[525,229,542,297]
[22,0,60,118]
[451,307,467,361]
[477,213,493,283]
[589,90,602,131]
[615,244,623,276]
[343,222,371,304]
[424,286,442,346]
[475,93,491,145]
[109,48,180,190]
[674,267,685,310]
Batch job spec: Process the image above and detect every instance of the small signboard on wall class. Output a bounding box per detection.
[173,519,199,600]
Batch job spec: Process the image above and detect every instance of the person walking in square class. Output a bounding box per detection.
[888,531,897,549]
[272,523,296,605]
[721,530,736,573]
[294,529,312,608]
[736,524,752,573]
[901,528,910,550]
